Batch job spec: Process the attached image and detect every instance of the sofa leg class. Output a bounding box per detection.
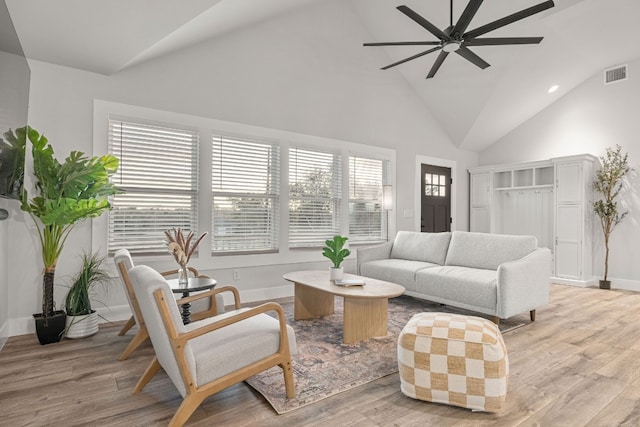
[490,316,500,326]
[530,310,536,322]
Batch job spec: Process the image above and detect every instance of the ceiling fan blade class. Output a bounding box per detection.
[381,46,442,70]
[451,0,484,37]
[455,46,490,69]
[426,51,449,79]
[464,0,554,39]
[465,36,544,46]
[397,5,450,41]
[364,41,441,47]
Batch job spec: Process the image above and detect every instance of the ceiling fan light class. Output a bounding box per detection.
[442,41,461,53]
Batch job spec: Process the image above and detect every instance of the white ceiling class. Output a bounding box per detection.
[6,0,640,152]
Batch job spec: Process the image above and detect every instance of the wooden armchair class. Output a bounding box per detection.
[114,249,222,360]
[127,264,296,427]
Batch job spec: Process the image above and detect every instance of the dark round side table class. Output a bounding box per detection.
[167,277,217,324]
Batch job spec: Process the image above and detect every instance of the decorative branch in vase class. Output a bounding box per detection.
[164,228,208,286]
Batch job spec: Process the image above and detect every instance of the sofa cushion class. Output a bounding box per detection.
[390,231,452,265]
[415,266,497,311]
[359,259,439,292]
[445,231,537,271]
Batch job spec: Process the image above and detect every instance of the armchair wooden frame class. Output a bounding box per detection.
[133,285,295,427]
[116,262,217,361]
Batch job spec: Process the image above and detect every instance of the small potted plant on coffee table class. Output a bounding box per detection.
[322,235,351,281]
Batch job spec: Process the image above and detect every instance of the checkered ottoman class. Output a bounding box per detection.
[397,312,509,412]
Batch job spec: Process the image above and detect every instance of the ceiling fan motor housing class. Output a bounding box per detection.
[442,40,461,53]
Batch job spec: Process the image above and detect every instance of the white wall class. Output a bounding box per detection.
[480,57,640,289]
[7,1,479,336]
[0,198,8,346]
[0,46,30,345]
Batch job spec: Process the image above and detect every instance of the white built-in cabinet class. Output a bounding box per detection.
[469,154,597,285]
[470,172,490,233]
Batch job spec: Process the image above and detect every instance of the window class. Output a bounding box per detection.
[211,135,280,253]
[289,147,342,247]
[349,156,384,242]
[425,173,447,197]
[108,120,199,255]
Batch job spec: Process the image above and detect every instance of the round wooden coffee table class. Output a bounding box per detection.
[283,270,405,344]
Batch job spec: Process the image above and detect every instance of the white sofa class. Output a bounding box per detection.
[357,231,551,322]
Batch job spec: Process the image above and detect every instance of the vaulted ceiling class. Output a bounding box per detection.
[6,0,640,152]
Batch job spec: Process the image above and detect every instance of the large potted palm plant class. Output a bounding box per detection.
[592,145,630,290]
[18,126,120,344]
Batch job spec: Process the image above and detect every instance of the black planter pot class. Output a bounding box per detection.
[33,310,66,345]
[599,280,611,290]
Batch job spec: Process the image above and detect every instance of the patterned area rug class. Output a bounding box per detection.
[245,295,527,414]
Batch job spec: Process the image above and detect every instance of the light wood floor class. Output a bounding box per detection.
[2,284,640,426]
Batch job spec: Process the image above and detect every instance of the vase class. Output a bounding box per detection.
[329,266,344,281]
[178,265,189,287]
[599,280,611,290]
[65,311,99,339]
[33,310,66,345]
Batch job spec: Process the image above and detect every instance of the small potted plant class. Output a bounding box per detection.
[64,252,111,339]
[592,144,630,290]
[322,235,351,281]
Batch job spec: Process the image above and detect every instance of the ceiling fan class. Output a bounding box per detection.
[364,0,555,78]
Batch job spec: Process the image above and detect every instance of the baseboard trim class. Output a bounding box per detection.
[551,277,601,287]
[603,278,640,292]
[553,276,640,291]
[0,321,8,351]
[95,305,133,324]
[5,285,294,338]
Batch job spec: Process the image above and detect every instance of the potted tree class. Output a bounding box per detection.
[322,235,351,281]
[18,126,120,344]
[64,252,111,338]
[592,144,630,290]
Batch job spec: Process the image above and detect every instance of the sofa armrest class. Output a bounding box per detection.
[356,242,393,275]
[496,247,551,319]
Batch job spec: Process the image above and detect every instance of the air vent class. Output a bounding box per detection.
[604,65,628,85]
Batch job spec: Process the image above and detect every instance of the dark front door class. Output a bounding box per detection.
[421,164,451,232]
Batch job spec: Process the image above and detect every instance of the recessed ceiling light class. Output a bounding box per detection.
[548,85,559,93]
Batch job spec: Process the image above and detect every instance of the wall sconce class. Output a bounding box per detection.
[382,185,393,240]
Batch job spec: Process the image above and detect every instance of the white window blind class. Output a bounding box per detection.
[211,135,280,253]
[108,120,199,255]
[349,156,384,242]
[289,147,342,247]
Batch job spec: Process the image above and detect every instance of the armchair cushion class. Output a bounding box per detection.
[185,310,296,387]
